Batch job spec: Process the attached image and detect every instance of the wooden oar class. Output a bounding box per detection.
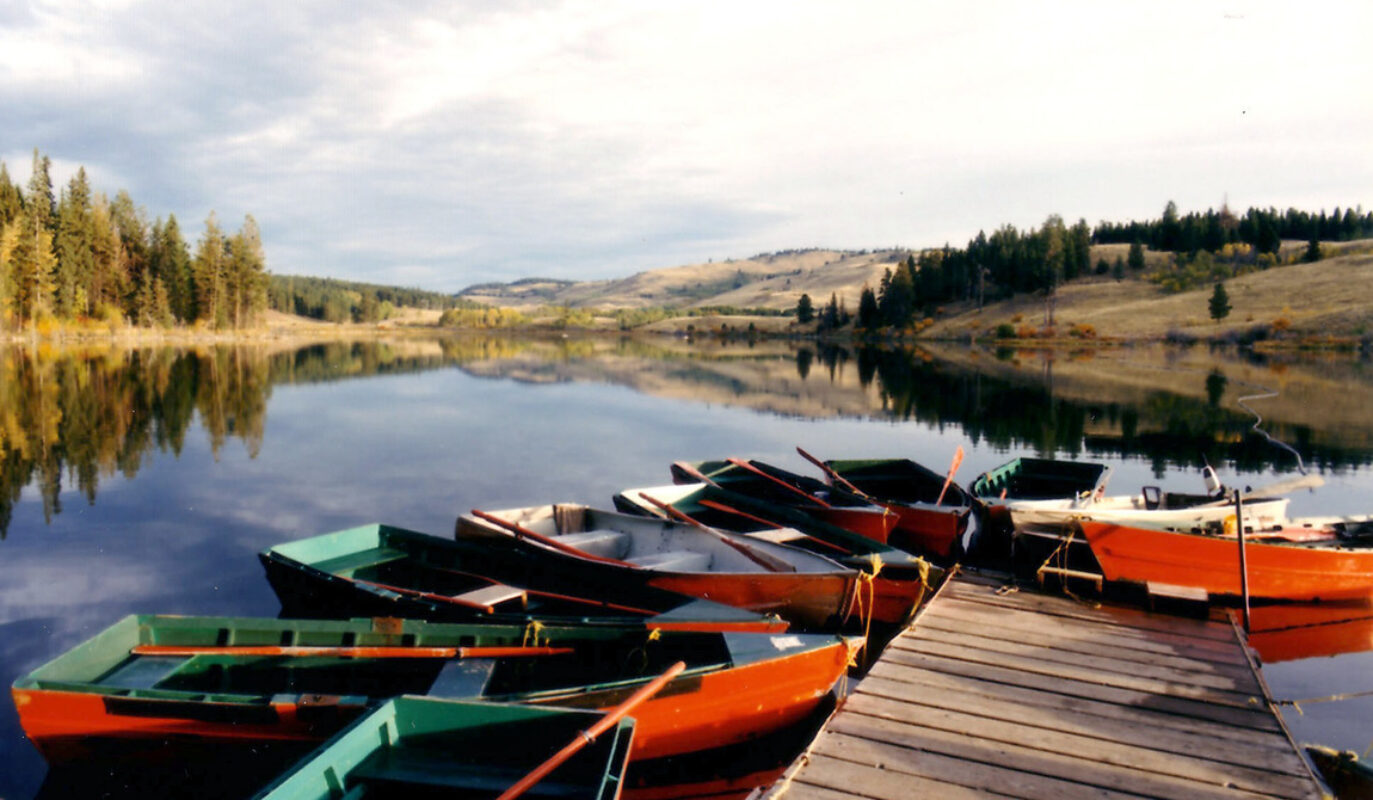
[496,661,686,800]
[357,578,505,613]
[724,457,833,508]
[697,496,856,554]
[795,446,872,500]
[131,645,572,659]
[934,446,965,505]
[637,493,796,573]
[411,564,665,616]
[671,461,721,487]
[470,509,635,567]
[695,498,785,529]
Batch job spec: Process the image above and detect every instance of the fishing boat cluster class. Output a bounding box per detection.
[13,450,1373,798]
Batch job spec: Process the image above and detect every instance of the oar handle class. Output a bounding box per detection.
[725,457,833,508]
[496,661,687,800]
[470,509,634,567]
[638,493,795,573]
[796,446,870,500]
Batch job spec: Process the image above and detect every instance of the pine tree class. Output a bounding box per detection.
[12,208,56,322]
[1127,240,1145,271]
[857,285,879,329]
[192,213,227,327]
[90,195,128,314]
[26,150,55,233]
[151,215,194,322]
[0,218,18,327]
[879,265,915,328]
[0,162,23,229]
[54,169,95,317]
[225,215,267,328]
[1208,282,1232,322]
[1303,234,1322,263]
[795,292,814,323]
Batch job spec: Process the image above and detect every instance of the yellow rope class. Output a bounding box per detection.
[522,619,546,648]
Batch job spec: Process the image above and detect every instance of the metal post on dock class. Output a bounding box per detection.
[1235,489,1250,632]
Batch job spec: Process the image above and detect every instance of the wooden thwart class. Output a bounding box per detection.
[768,573,1322,800]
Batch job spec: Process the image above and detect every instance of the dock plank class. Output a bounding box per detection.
[825,711,1282,800]
[768,574,1322,800]
[840,693,1316,797]
[893,625,1257,693]
[920,598,1250,664]
[856,669,1297,756]
[873,649,1278,732]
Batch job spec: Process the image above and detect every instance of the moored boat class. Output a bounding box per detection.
[1003,466,1311,534]
[255,696,635,800]
[969,456,1113,505]
[1078,514,1373,601]
[261,522,788,634]
[810,454,981,559]
[670,459,899,545]
[612,481,940,628]
[12,614,860,764]
[455,503,866,631]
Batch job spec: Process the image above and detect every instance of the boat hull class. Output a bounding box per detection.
[14,616,856,766]
[1080,520,1373,601]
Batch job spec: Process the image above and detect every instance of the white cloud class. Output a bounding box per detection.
[2,0,1370,289]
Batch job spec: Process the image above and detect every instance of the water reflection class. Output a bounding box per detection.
[3,335,1373,796]
[4,337,1373,539]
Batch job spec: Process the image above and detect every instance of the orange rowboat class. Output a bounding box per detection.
[12,615,860,765]
[457,504,869,631]
[1079,516,1373,601]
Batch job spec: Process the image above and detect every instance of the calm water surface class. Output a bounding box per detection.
[2,336,1372,797]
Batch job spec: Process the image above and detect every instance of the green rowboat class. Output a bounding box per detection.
[255,696,634,799]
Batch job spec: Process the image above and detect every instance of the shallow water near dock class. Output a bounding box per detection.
[2,336,1372,797]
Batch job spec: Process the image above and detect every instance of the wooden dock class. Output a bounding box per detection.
[769,571,1325,799]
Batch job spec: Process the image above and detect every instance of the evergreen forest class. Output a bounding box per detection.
[0,150,268,331]
[840,202,1373,334]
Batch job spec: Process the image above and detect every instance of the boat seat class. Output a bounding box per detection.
[629,550,711,572]
[354,748,587,797]
[313,547,408,577]
[427,658,496,699]
[745,528,809,544]
[97,656,187,689]
[556,530,629,559]
[450,583,527,611]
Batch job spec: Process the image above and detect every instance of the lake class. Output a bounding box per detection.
[2,335,1372,797]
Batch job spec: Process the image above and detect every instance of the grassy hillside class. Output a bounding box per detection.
[924,246,1373,341]
[459,249,904,311]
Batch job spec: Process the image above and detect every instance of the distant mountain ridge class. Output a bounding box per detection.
[457,249,908,311]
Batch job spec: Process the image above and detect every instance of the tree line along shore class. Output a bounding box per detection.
[4,148,1369,346]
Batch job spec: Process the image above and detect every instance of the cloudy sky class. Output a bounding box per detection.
[3,1,1370,292]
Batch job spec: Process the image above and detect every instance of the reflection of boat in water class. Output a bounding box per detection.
[1246,601,1373,663]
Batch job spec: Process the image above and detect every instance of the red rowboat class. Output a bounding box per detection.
[1079,515,1373,601]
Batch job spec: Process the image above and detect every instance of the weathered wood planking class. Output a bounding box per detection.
[769,572,1323,800]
